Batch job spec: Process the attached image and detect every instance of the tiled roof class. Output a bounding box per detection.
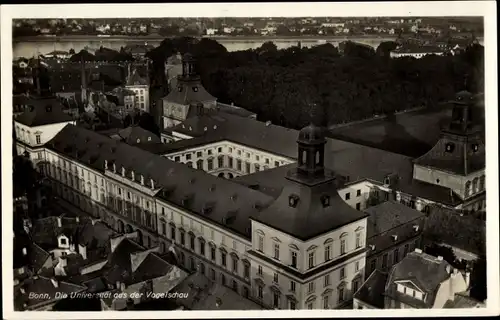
[354,269,388,308]
[385,251,451,308]
[118,125,161,145]
[424,206,486,255]
[365,201,426,236]
[396,179,463,206]
[14,96,74,127]
[413,133,485,176]
[172,273,264,310]
[31,216,116,258]
[443,293,484,308]
[29,243,52,273]
[364,201,426,256]
[14,276,86,310]
[253,168,368,240]
[162,78,217,106]
[46,125,274,239]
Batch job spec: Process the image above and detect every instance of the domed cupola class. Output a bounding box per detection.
[296,123,327,177]
[298,123,326,145]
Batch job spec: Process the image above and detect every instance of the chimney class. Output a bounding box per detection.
[78,244,87,260]
[465,271,471,288]
[75,216,79,223]
[150,179,155,190]
[57,217,62,228]
[414,248,422,253]
[437,256,443,261]
[51,278,59,288]
[446,265,451,274]
[22,247,27,256]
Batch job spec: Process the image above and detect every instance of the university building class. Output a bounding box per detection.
[13,53,485,309]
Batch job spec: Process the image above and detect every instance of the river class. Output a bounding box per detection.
[13,35,401,58]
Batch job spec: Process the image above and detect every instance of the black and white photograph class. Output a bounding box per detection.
[1,2,498,318]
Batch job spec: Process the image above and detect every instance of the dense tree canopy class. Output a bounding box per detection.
[147,37,484,130]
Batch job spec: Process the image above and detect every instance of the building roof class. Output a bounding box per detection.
[385,251,452,308]
[365,201,426,237]
[172,273,264,310]
[46,125,274,239]
[443,293,484,308]
[168,112,465,206]
[162,78,217,106]
[354,269,388,308]
[30,216,116,260]
[14,276,86,310]
[117,125,161,145]
[14,96,74,127]
[126,68,148,86]
[253,168,368,240]
[216,102,257,119]
[424,206,486,255]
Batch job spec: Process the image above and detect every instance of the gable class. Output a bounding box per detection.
[394,280,424,293]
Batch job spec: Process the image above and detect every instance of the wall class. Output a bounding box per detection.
[413,164,485,200]
[250,218,367,309]
[164,140,294,179]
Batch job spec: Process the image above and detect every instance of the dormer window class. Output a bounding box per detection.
[136,139,141,143]
[391,235,398,242]
[178,87,183,92]
[321,195,330,208]
[413,225,419,232]
[192,86,198,92]
[289,194,299,208]
[369,244,375,251]
[472,144,479,152]
[445,142,455,153]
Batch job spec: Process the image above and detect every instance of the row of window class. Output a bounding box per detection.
[465,175,486,197]
[170,146,285,169]
[256,233,362,269]
[367,239,418,274]
[15,126,41,145]
[160,220,251,279]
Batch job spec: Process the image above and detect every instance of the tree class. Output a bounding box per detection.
[376,41,399,57]
[469,255,487,301]
[69,48,75,55]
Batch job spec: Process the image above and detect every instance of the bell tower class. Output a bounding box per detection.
[296,124,326,178]
[179,53,199,81]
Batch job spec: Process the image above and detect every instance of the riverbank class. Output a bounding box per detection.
[13,34,399,43]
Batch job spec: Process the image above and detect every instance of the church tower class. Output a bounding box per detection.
[250,116,369,309]
[413,91,485,207]
[159,53,217,129]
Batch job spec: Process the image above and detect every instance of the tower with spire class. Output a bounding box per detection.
[250,114,369,309]
[413,91,485,206]
[159,53,217,129]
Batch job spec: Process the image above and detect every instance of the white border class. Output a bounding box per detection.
[1,2,498,319]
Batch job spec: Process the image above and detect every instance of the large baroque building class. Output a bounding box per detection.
[13,57,485,310]
[156,54,217,129]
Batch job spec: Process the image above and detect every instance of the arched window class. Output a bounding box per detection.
[472,178,479,194]
[196,159,204,170]
[465,181,472,197]
[218,156,224,168]
[479,175,485,191]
